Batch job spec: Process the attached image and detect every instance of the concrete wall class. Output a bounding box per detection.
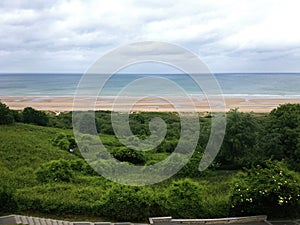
[149,216,273,225]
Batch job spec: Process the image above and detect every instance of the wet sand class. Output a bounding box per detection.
[1,96,299,113]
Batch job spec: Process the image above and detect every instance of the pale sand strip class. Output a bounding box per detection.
[1,96,299,113]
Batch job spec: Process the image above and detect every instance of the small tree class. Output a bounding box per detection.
[217,109,259,168]
[260,104,300,169]
[0,101,14,125]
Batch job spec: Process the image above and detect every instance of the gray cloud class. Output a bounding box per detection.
[0,0,300,72]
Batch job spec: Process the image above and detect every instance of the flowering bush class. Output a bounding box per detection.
[230,161,300,218]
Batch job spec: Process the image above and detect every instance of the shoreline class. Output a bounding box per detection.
[1,96,299,113]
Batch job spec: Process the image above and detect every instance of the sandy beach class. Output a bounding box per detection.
[1,96,299,113]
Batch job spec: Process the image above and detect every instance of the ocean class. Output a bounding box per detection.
[0,73,299,98]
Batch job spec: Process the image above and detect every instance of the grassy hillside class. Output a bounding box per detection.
[0,123,233,221]
[0,123,78,191]
[0,104,299,221]
[0,123,77,170]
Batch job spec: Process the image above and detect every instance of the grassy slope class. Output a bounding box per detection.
[0,123,235,221]
[3,122,298,221]
[0,123,78,188]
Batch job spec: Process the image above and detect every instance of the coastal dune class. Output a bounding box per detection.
[1,96,299,113]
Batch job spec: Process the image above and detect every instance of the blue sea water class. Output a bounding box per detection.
[0,73,299,98]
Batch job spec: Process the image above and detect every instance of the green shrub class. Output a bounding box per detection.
[69,159,98,176]
[51,133,76,150]
[0,185,16,211]
[216,109,260,169]
[14,183,107,215]
[112,147,146,164]
[0,101,14,125]
[260,104,300,170]
[175,148,216,178]
[22,107,49,126]
[163,179,206,218]
[11,109,23,122]
[230,161,300,218]
[156,140,177,153]
[202,193,230,218]
[103,185,160,221]
[73,112,97,135]
[35,159,74,183]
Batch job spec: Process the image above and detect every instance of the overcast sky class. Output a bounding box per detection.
[1,0,300,73]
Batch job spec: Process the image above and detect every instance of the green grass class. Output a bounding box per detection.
[0,123,78,190]
[0,123,234,221]
[0,123,77,170]
[1,121,299,221]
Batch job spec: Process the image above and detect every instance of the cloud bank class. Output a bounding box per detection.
[0,0,300,73]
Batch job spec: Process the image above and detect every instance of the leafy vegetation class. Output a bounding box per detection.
[0,102,14,125]
[22,107,49,126]
[35,159,75,183]
[0,101,299,221]
[260,104,300,171]
[216,109,260,169]
[230,161,300,217]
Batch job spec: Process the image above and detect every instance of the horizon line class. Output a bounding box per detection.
[0,72,300,75]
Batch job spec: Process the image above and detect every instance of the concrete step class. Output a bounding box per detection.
[72,222,92,225]
[46,219,54,225]
[39,218,47,225]
[20,216,29,225]
[62,221,72,225]
[113,223,132,225]
[0,215,18,225]
[15,215,23,224]
[27,217,34,225]
[94,223,111,225]
[33,217,41,225]
[53,220,60,225]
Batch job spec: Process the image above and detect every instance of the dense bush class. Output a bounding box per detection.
[69,159,98,176]
[163,179,206,218]
[14,183,107,215]
[48,112,72,129]
[0,185,16,211]
[73,112,97,135]
[216,109,260,169]
[11,109,23,122]
[260,104,300,170]
[103,185,162,221]
[230,161,300,218]
[175,148,215,178]
[51,133,77,151]
[0,101,14,124]
[22,107,49,126]
[112,147,146,164]
[35,159,74,183]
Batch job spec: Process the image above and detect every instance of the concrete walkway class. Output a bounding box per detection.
[149,216,300,225]
[0,215,299,225]
[0,215,136,225]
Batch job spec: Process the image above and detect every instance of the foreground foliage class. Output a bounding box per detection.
[231,161,300,217]
[0,102,14,125]
[0,102,299,220]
